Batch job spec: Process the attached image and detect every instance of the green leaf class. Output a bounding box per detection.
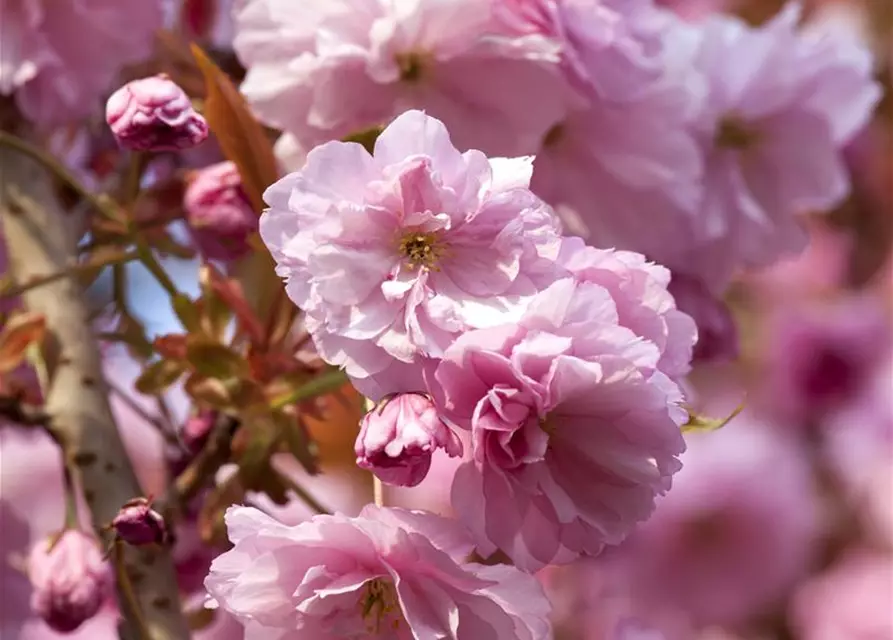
[681,403,744,434]
[276,412,319,475]
[269,367,348,410]
[134,359,187,394]
[172,294,201,332]
[185,338,247,379]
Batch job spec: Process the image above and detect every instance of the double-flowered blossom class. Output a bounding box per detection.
[259,110,562,398]
[665,3,881,290]
[0,0,163,126]
[356,392,462,487]
[435,272,693,571]
[205,505,552,639]
[106,75,210,151]
[27,530,112,632]
[233,0,573,162]
[504,1,705,265]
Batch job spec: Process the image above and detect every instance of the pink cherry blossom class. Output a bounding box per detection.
[557,236,697,380]
[355,393,462,487]
[0,0,163,126]
[435,276,690,571]
[523,8,705,266]
[493,0,669,100]
[822,355,893,545]
[761,295,891,425]
[27,530,112,633]
[233,0,574,160]
[205,505,553,639]
[259,110,562,397]
[790,549,893,640]
[618,415,822,629]
[674,4,881,287]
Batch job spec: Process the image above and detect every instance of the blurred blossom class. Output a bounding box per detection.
[616,415,821,630]
[789,549,893,640]
[528,9,705,268]
[259,110,562,398]
[437,277,691,570]
[823,355,893,545]
[106,75,210,151]
[643,2,881,295]
[181,410,216,454]
[233,0,574,160]
[762,295,891,426]
[0,0,163,126]
[205,505,552,638]
[744,219,852,303]
[184,161,256,261]
[27,530,111,633]
[667,273,738,362]
[355,393,462,487]
[612,617,668,640]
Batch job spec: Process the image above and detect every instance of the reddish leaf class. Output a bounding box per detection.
[152,334,188,360]
[0,312,45,373]
[203,264,265,343]
[190,44,278,212]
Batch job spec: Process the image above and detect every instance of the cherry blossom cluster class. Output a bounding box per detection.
[200,104,698,636]
[232,0,879,348]
[199,1,881,637]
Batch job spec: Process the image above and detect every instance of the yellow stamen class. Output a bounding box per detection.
[398,230,443,271]
[358,578,402,634]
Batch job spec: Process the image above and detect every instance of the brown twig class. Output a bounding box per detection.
[1,139,190,639]
[167,414,238,509]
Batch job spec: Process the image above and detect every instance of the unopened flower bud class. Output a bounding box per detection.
[106,74,209,151]
[355,393,462,487]
[112,497,167,546]
[28,530,111,633]
[184,161,256,261]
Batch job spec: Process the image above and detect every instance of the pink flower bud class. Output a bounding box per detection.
[182,410,216,453]
[112,497,167,546]
[106,74,209,151]
[184,161,256,261]
[355,393,462,487]
[28,530,111,633]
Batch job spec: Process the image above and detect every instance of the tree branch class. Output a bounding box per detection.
[0,143,190,639]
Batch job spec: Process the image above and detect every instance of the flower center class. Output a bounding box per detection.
[715,116,760,150]
[396,52,426,82]
[543,123,564,147]
[538,413,556,436]
[398,231,443,270]
[358,577,402,634]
